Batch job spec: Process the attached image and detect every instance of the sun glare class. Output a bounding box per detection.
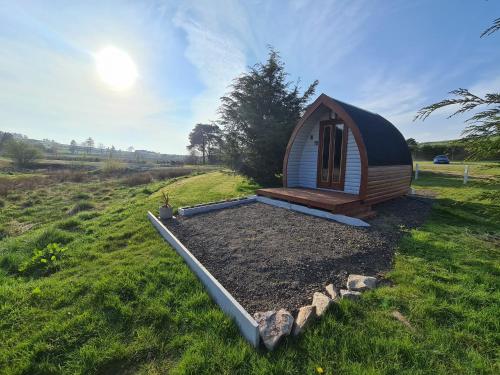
[95,46,137,90]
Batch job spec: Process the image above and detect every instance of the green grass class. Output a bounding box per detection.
[414,160,500,177]
[0,167,499,374]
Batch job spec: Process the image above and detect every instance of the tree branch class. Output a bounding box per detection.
[481,17,500,38]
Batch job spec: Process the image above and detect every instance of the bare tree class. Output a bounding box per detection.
[84,137,95,154]
[98,143,105,154]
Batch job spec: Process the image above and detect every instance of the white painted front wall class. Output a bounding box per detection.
[343,132,361,194]
[286,106,361,194]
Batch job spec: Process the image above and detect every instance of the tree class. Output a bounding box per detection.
[127,146,135,153]
[0,132,14,153]
[185,149,199,165]
[47,140,58,156]
[187,124,222,164]
[415,18,500,160]
[406,138,417,146]
[406,138,418,159]
[108,145,116,159]
[5,140,42,167]
[69,140,78,154]
[84,137,95,154]
[98,143,105,154]
[218,48,318,185]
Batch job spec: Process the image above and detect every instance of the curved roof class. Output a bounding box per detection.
[329,96,412,166]
[283,94,412,196]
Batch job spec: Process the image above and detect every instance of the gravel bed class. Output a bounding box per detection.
[166,196,432,314]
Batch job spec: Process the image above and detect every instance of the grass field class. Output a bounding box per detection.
[0,163,498,374]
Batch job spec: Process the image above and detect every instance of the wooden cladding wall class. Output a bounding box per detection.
[364,165,412,204]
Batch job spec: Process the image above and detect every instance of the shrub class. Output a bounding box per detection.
[18,243,67,277]
[67,201,95,216]
[5,140,42,167]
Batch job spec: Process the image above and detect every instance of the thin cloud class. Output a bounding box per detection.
[173,0,249,124]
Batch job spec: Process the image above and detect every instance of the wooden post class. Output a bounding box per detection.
[464,165,469,184]
[415,163,419,180]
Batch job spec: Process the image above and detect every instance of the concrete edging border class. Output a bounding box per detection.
[147,211,260,347]
[178,196,257,217]
[177,194,369,227]
[255,196,370,227]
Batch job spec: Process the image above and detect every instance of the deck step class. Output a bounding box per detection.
[335,203,372,217]
[353,210,377,220]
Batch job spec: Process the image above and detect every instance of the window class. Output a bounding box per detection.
[321,125,331,182]
[332,124,344,182]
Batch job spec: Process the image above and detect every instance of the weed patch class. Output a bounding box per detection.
[18,243,67,277]
[34,227,74,249]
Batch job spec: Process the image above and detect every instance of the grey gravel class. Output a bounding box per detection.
[166,196,431,314]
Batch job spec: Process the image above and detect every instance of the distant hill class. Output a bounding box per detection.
[0,130,186,163]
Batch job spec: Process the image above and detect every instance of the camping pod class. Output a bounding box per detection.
[256,93,413,217]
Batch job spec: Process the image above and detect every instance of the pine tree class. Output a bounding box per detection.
[218,48,318,185]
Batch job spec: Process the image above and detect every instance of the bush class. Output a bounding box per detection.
[67,201,95,216]
[18,243,67,277]
[5,140,42,167]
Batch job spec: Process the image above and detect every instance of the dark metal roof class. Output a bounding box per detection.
[327,95,412,166]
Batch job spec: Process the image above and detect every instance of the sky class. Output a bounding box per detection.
[0,0,499,154]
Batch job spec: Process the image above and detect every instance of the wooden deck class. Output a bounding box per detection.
[256,187,374,217]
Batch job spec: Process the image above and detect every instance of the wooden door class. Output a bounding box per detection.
[317,120,348,190]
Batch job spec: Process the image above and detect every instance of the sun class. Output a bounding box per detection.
[95,46,137,90]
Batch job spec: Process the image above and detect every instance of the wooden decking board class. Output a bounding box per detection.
[256,187,366,215]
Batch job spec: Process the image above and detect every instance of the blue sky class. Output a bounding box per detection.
[1,0,499,154]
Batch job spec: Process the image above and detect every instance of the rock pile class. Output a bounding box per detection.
[253,274,378,350]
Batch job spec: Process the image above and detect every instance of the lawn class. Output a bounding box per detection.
[0,166,498,374]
